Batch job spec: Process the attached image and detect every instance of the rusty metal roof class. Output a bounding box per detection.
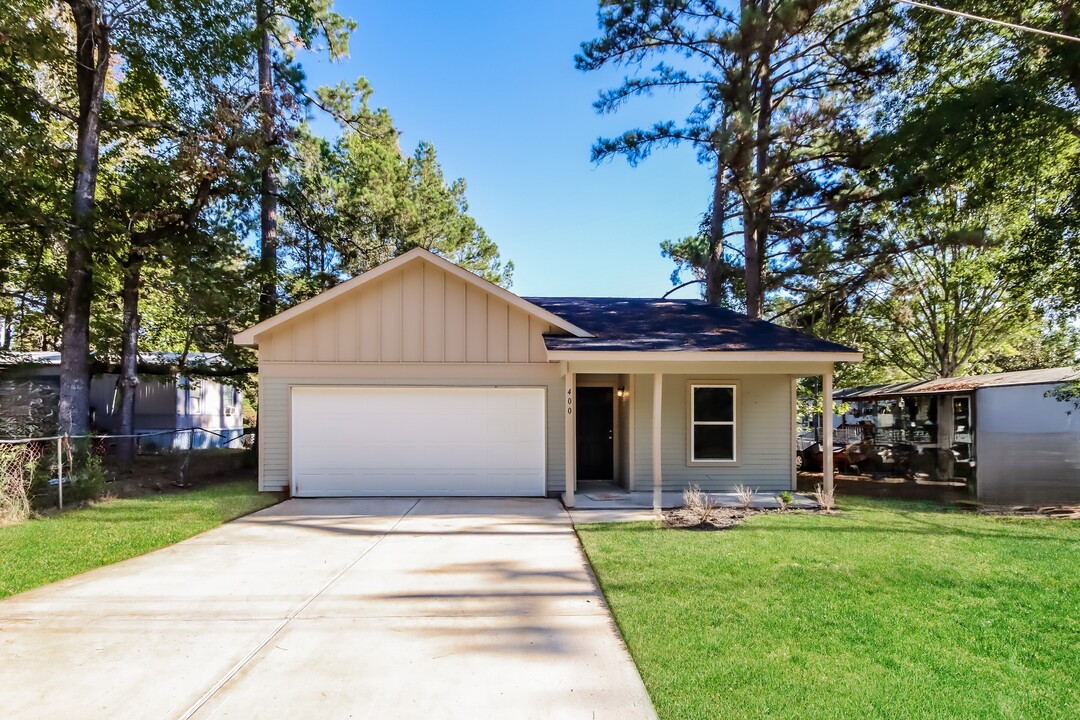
[836,367,1080,400]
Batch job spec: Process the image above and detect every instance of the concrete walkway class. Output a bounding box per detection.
[0,498,655,720]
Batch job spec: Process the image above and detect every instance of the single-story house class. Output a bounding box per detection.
[234,248,860,506]
[836,368,1080,504]
[0,351,244,449]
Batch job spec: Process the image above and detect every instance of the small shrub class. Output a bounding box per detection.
[682,484,718,525]
[777,490,794,511]
[812,482,836,513]
[733,483,755,510]
[68,454,109,502]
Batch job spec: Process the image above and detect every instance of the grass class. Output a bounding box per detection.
[0,481,276,599]
[577,497,1080,720]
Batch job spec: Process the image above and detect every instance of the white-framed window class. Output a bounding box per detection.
[186,382,203,415]
[690,384,736,462]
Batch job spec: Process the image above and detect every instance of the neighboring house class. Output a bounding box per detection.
[234,248,860,504]
[0,351,244,448]
[836,368,1080,503]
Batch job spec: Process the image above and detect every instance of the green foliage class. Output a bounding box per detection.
[68,454,109,502]
[579,0,898,313]
[882,1,1080,317]
[279,92,511,305]
[1046,380,1080,413]
[0,0,508,396]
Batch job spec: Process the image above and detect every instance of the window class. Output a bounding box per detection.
[690,384,736,462]
[185,382,203,415]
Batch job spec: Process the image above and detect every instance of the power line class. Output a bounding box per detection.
[896,0,1080,44]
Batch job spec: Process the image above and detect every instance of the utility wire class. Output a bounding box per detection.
[896,0,1080,44]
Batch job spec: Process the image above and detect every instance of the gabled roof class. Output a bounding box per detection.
[526,297,860,357]
[233,248,594,346]
[836,366,1080,399]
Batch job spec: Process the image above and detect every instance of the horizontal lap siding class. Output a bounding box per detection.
[257,373,289,491]
[257,363,566,493]
[632,373,794,493]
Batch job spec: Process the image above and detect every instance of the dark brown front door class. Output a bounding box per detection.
[576,386,614,480]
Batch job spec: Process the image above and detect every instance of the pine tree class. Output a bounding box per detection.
[578,0,894,317]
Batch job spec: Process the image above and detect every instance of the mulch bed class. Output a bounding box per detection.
[664,507,748,530]
[664,506,832,530]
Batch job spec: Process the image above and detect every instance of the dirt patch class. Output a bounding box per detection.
[103,450,255,498]
[797,471,971,503]
[955,502,1080,520]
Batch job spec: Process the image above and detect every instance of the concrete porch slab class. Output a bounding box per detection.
[569,490,819,511]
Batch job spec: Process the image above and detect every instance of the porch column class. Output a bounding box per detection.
[652,372,663,513]
[563,370,576,508]
[822,364,834,494]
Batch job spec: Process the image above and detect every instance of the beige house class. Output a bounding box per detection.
[235,248,859,506]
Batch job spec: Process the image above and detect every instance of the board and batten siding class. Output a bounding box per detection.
[257,260,550,365]
[252,258,565,494]
[630,373,795,492]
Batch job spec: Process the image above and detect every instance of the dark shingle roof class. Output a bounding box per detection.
[524,297,858,354]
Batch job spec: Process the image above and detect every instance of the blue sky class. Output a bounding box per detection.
[301,0,711,298]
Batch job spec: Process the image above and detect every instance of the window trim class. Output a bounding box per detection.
[688,382,738,465]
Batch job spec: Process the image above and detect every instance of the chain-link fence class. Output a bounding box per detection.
[0,439,45,523]
[0,428,254,521]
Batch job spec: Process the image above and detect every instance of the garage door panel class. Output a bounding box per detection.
[291,387,546,497]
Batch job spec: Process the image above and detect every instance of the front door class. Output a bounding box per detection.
[576,386,614,481]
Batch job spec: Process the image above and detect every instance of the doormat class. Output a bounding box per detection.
[585,492,627,501]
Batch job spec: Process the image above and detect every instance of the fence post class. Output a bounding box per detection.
[57,435,64,510]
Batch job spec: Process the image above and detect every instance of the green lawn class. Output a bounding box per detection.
[577,498,1080,720]
[0,481,276,599]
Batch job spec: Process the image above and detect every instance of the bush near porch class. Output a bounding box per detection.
[577,497,1080,720]
[0,480,275,599]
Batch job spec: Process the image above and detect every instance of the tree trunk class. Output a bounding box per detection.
[744,0,773,320]
[1056,2,1080,106]
[1,307,12,350]
[115,248,143,469]
[705,159,728,305]
[257,0,278,321]
[60,1,109,438]
[742,205,760,316]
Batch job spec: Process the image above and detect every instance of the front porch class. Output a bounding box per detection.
[560,361,841,511]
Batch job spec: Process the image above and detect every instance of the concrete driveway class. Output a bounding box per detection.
[0,498,655,719]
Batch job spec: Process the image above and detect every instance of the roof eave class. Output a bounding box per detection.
[545,349,863,363]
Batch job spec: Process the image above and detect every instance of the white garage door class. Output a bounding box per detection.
[290,386,546,497]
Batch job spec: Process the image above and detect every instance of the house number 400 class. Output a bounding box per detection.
[567,388,573,415]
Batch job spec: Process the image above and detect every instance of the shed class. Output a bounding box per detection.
[836,368,1080,503]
